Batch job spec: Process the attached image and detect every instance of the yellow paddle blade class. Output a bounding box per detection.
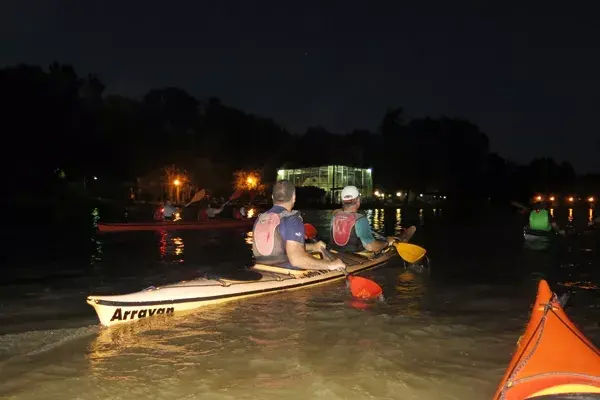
[393,242,426,263]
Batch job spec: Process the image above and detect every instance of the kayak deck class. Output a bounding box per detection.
[523,227,556,239]
[494,280,600,399]
[87,247,397,327]
[97,218,255,233]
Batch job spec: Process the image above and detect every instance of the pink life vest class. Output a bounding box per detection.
[330,210,366,252]
[252,209,300,267]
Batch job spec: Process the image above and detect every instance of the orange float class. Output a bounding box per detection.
[493,280,600,399]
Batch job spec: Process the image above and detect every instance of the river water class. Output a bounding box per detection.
[1,206,598,399]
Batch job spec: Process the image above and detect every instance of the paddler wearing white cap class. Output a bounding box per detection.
[329,186,401,253]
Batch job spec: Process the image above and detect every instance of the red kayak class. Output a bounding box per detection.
[97,218,255,233]
[493,279,600,399]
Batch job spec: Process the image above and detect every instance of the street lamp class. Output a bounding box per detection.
[173,178,181,203]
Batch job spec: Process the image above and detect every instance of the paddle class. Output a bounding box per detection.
[303,223,338,262]
[511,200,529,211]
[375,230,427,264]
[221,188,244,207]
[393,242,427,264]
[304,223,383,300]
[185,189,206,207]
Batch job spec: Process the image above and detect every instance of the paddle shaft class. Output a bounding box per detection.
[310,228,395,261]
[372,230,404,246]
[305,236,336,261]
[221,189,244,207]
[304,236,352,277]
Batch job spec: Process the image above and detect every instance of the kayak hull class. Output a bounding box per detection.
[97,218,255,233]
[523,227,555,241]
[493,280,600,399]
[523,227,558,251]
[87,248,397,327]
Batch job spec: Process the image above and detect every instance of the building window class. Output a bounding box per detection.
[276,165,373,201]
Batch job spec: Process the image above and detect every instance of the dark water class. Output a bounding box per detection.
[0,206,598,399]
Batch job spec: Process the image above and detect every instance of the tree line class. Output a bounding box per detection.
[2,62,597,205]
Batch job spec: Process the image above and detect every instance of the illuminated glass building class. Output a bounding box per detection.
[276,165,373,202]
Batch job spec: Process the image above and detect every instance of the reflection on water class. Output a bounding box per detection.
[88,312,221,371]
[173,237,184,256]
[547,206,598,227]
[90,237,103,265]
[394,270,428,316]
[158,231,185,263]
[91,207,100,228]
[375,208,384,231]
[568,208,574,222]
[394,208,404,234]
[418,208,424,226]
[86,292,321,396]
[245,230,254,245]
[559,280,599,290]
[364,208,385,232]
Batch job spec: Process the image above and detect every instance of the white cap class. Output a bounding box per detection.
[341,186,360,202]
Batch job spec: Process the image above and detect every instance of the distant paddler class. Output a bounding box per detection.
[329,186,417,253]
[162,200,177,221]
[206,203,225,219]
[512,200,562,235]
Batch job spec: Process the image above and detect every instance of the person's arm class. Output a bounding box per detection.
[286,241,344,270]
[283,216,345,271]
[355,218,388,252]
[305,241,326,253]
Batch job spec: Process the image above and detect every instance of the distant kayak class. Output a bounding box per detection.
[522,227,560,251]
[523,226,556,241]
[97,218,255,233]
[493,279,600,399]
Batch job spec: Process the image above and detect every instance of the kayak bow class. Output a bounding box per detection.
[493,279,600,399]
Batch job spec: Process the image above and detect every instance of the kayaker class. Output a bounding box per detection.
[162,200,177,221]
[253,180,346,271]
[329,186,395,253]
[232,205,246,220]
[528,201,558,232]
[206,203,224,219]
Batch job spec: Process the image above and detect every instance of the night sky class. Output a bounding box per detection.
[2,1,599,172]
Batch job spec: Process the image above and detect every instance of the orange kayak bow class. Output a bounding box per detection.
[493,279,600,399]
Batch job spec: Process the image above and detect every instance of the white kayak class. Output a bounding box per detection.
[87,247,398,327]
